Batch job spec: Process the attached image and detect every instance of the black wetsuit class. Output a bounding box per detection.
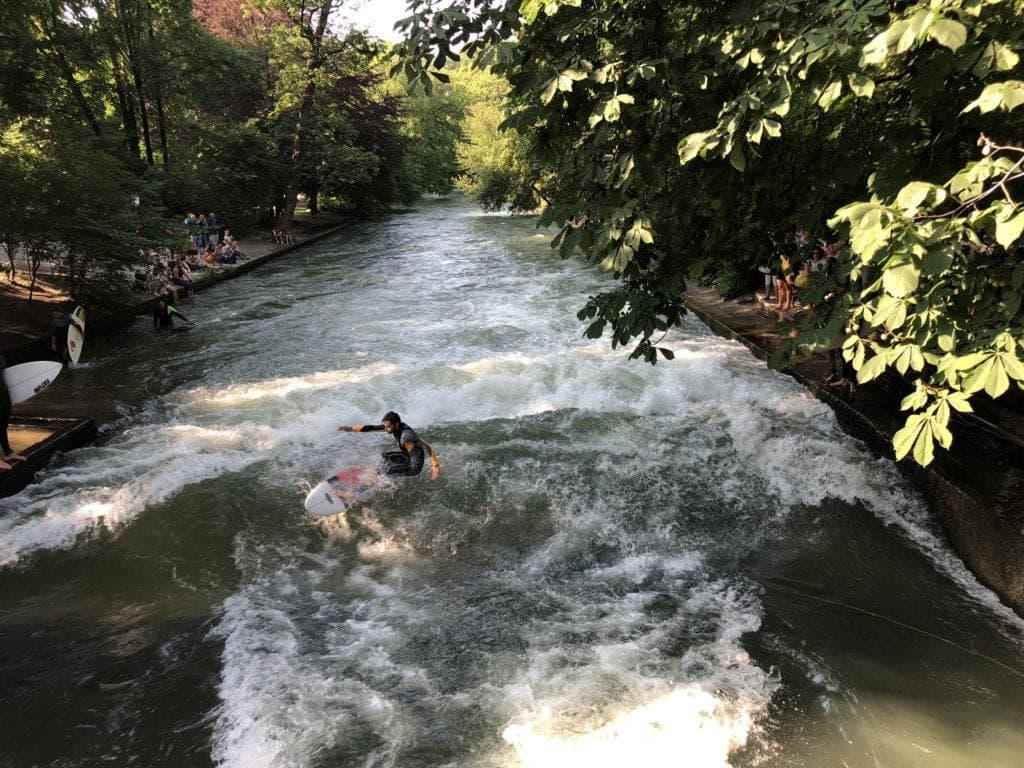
[354,422,435,476]
[153,302,190,329]
[0,356,12,455]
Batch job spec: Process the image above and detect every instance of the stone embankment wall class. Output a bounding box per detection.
[682,289,1024,617]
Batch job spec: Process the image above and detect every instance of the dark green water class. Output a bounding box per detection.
[2,199,1022,767]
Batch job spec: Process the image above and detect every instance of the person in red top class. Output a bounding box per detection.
[338,411,440,480]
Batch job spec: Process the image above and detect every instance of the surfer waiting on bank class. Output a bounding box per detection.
[338,411,440,480]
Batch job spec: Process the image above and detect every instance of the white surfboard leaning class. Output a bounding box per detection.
[67,306,86,364]
[3,361,64,404]
[304,465,380,517]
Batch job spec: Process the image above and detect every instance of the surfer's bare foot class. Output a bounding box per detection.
[5,453,26,462]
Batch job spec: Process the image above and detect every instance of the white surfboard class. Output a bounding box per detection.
[3,361,64,404]
[67,306,86,364]
[304,465,380,517]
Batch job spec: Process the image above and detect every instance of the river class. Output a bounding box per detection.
[2,198,1023,767]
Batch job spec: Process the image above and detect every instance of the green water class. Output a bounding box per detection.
[2,199,1022,767]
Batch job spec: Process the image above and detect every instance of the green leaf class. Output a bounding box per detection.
[946,392,974,412]
[922,247,953,276]
[818,79,843,110]
[763,118,782,137]
[926,18,968,52]
[848,72,875,98]
[961,356,995,393]
[895,181,945,214]
[678,130,717,164]
[857,352,888,383]
[729,144,746,172]
[933,419,954,449]
[986,358,1011,398]
[995,211,1024,248]
[883,263,920,298]
[994,42,1020,71]
[861,30,889,65]
[1000,351,1024,381]
[603,98,622,122]
[893,414,926,460]
[900,389,929,411]
[963,81,1024,114]
[541,77,559,104]
[746,119,764,144]
[913,422,935,465]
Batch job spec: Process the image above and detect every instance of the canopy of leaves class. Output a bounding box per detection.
[0,0,437,303]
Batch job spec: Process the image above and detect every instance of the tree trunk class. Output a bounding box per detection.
[119,0,155,166]
[275,0,334,232]
[110,48,143,162]
[148,17,171,169]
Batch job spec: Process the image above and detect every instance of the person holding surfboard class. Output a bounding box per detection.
[338,411,440,480]
[50,309,84,364]
[0,357,27,471]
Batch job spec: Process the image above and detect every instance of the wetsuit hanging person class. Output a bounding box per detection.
[337,411,440,480]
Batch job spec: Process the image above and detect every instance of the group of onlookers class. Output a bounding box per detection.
[759,229,855,391]
[183,213,221,249]
[760,229,844,312]
[271,228,294,245]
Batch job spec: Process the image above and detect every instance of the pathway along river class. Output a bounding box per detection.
[2,199,1024,767]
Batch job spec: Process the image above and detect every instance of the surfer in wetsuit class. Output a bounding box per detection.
[152,296,193,330]
[0,356,27,471]
[337,411,440,480]
[50,309,84,364]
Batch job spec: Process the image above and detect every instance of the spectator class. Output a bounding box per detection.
[147,262,181,303]
[185,248,205,272]
[169,257,194,297]
[207,213,220,246]
[184,213,201,249]
[197,215,209,247]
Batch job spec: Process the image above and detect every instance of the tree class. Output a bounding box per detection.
[257,0,341,232]
[395,0,1024,467]
[452,64,536,211]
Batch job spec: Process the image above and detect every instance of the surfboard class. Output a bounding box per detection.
[67,306,86,364]
[3,361,64,404]
[304,465,380,517]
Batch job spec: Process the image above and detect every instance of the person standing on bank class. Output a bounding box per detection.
[0,356,27,471]
[338,411,440,479]
[51,309,84,364]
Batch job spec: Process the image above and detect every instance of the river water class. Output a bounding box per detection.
[2,199,1023,767]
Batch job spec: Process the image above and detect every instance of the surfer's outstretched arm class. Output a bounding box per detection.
[338,424,385,433]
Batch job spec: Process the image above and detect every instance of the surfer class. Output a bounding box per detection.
[50,309,84,364]
[337,411,440,480]
[0,356,27,471]
[152,296,194,330]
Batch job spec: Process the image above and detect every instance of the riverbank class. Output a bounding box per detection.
[1,212,354,496]
[0,212,354,364]
[682,285,1024,617]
